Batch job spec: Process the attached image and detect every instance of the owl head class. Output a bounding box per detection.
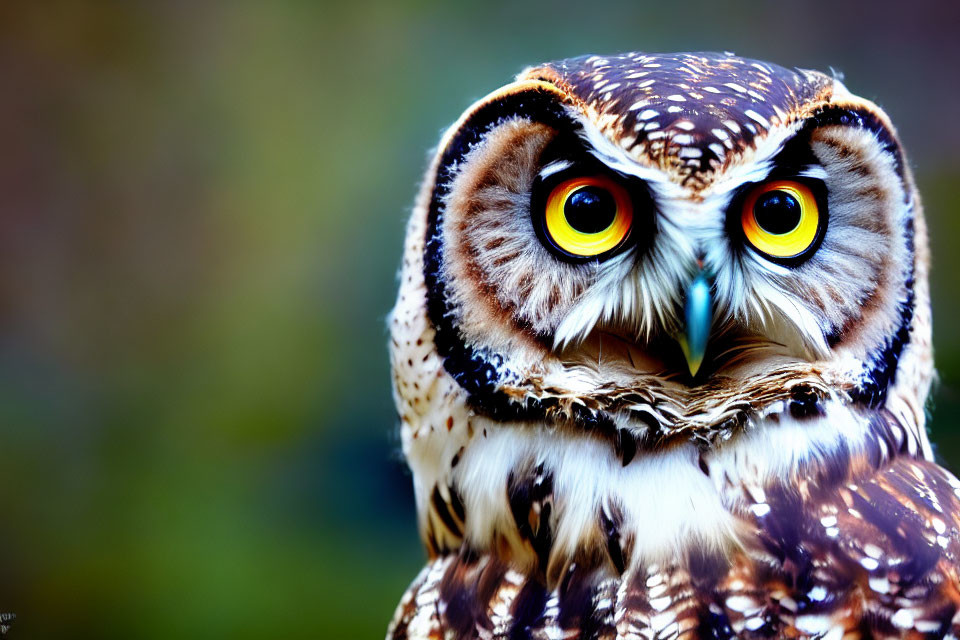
[391,52,933,565]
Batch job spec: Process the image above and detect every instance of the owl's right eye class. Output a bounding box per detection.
[739,179,825,264]
[536,175,634,260]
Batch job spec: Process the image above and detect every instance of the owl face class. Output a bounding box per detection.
[403,52,930,450]
[389,53,945,636]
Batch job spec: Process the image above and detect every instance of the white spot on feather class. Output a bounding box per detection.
[891,609,914,629]
[744,109,770,128]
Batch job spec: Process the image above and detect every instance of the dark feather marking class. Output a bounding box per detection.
[439,550,506,637]
[449,484,466,523]
[424,521,439,556]
[507,472,534,538]
[813,436,852,490]
[599,503,626,574]
[556,564,603,634]
[757,482,831,604]
[615,428,637,467]
[617,568,648,618]
[804,107,905,180]
[431,485,463,537]
[459,545,480,565]
[580,593,614,640]
[863,414,888,469]
[863,410,906,469]
[788,384,825,419]
[859,610,899,637]
[698,453,711,476]
[698,607,737,640]
[770,497,859,612]
[530,502,554,572]
[848,482,940,584]
[507,465,555,571]
[388,620,408,640]
[687,546,730,588]
[508,578,548,640]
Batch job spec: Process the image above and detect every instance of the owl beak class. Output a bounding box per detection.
[678,270,713,378]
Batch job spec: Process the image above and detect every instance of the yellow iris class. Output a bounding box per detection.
[543,175,633,257]
[741,180,820,259]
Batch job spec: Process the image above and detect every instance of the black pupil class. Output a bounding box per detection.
[754,190,802,235]
[564,186,617,234]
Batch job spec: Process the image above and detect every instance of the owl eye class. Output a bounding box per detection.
[539,175,634,259]
[740,179,823,262]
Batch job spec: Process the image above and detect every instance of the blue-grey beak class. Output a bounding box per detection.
[679,269,713,377]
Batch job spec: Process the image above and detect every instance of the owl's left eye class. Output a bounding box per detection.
[536,175,634,260]
[740,179,825,263]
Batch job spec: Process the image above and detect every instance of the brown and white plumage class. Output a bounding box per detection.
[387,52,947,639]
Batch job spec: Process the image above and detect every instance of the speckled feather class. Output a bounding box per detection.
[522,52,832,189]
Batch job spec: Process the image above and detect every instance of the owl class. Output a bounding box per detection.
[386,51,957,639]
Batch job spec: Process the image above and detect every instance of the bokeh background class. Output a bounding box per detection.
[0,2,958,638]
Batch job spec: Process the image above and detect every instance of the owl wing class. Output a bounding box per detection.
[387,456,960,640]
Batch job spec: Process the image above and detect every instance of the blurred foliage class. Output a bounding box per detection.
[0,1,957,638]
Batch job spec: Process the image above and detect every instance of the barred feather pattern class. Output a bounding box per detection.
[388,454,960,639]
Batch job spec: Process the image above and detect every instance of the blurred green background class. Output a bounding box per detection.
[0,1,958,638]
